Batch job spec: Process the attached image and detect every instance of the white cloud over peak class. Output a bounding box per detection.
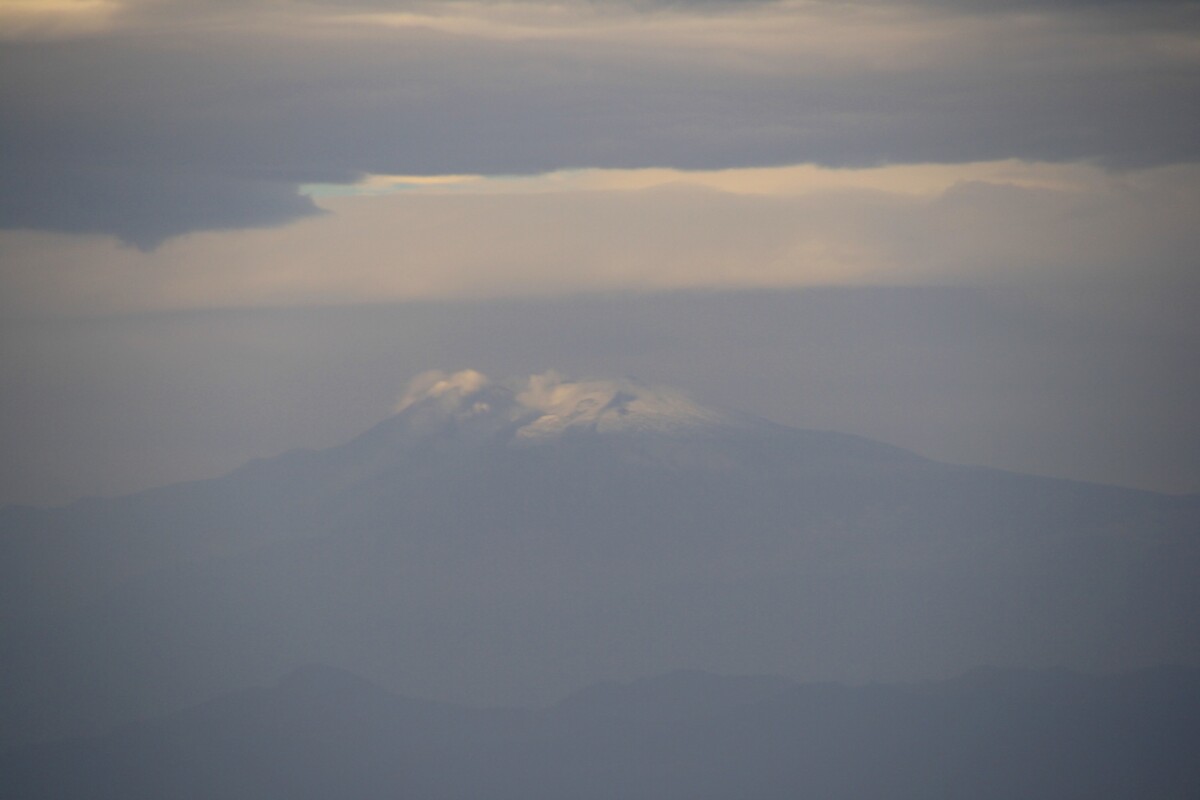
[395,369,490,413]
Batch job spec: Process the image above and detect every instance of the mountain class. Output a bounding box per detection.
[2,369,1198,746]
[4,665,1199,799]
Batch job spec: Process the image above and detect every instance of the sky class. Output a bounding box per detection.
[1,0,1199,505]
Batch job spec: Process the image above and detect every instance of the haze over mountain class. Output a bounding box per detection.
[2,370,1198,747]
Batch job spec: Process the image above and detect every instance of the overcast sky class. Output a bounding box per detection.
[1,0,1198,504]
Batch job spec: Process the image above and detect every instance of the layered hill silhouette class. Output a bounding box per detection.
[5,665,1199,799]
[2,370,1198,746]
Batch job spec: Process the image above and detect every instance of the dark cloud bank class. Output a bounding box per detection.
[2,0,1200,243]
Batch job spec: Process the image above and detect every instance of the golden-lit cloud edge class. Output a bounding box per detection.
[303,160,1111,199]
[3,159,1198,316]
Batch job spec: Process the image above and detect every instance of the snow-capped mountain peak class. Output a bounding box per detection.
[394,369,732,440]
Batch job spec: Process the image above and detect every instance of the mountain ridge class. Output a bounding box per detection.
[1,369,1197,747]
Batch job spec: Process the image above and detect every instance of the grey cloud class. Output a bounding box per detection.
[911,0,1200,11]
[2,3,1199,242]
[0,165,326,250]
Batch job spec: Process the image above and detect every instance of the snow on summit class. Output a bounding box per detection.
[513,371,730,438]
[395,369,731,439]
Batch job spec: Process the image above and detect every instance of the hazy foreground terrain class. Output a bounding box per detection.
[5,664,1199,799]
[2,370,1198,796]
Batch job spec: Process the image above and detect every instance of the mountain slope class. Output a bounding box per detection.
[2,370,1198,745]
